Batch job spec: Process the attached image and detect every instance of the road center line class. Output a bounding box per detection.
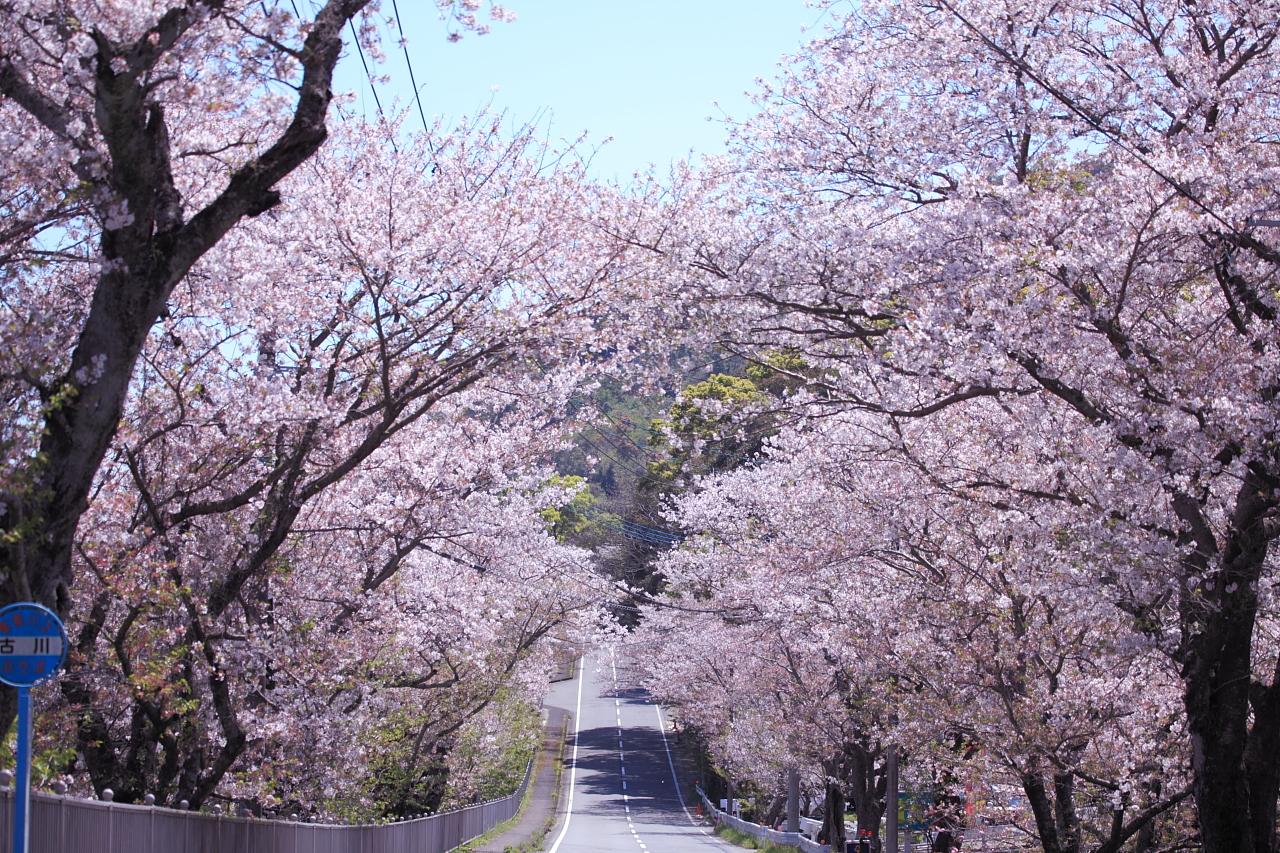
[610,646,652,853]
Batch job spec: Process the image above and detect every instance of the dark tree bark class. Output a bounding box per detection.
[848,741,886,845]
[1245,666,1280,853]
[1174,469,1280,853]
[824,779,848,853]
[1011,342,1280,853]
[763,791,787,828]
[0,0,373,733]
[1024,773,1065,853]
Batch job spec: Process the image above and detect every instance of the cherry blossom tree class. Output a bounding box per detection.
[637,400,1199,852]
[28,111,639,808]
[637,0,1280,848]
[0,0,520,736]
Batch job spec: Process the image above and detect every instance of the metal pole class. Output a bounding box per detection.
[12,686,31,853]
[885,746,899,853]
[786,769,800,833]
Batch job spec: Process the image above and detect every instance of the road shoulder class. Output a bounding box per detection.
[467,706,569,853]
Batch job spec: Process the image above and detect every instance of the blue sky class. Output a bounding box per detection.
[334,2,827,180]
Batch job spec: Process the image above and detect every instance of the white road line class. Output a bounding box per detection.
[656,703,714,835]
[612,646,653,853]
[546,655,586,853]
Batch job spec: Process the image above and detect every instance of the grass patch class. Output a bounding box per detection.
[453,715,569,853]
[500,717,567,853]
[713,823,804,853]
[453,775,537,853]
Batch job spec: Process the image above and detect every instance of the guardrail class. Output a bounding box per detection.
[0,763,531,853]
[800,815,855,840]
[706,793,1023,853]
[696,786,830,853]
[958,824,1026,852]
[797,816,928,852]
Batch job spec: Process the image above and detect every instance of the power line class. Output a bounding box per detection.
[389,0,433,135]
[348,19,398,153]
[585,392,806,487]
[566,353,819,547]
[574,349,746,478]
[584,509,683,547]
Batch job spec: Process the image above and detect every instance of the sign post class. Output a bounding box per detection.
[0,603,68,853]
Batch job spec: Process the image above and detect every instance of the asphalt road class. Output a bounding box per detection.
[545,649,728,853]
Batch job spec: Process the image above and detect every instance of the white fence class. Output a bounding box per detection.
[799,815,1025,853]
[957,825,1026,852]
[697,787,830,853]
[0,767,530,853]
[703,791,1024,853]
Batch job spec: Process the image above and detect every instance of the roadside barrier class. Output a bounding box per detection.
[0,762,531,853]
[696,786,830,853]
[703,790,1023,853]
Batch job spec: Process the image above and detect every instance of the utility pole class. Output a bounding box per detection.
[885,746,899,853]
[786,768,801,833]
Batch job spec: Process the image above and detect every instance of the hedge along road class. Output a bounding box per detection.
[545,649,729,853]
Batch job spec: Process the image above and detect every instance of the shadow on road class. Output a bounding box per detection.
[569,720,687,823]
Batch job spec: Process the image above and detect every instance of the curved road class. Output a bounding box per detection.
[545,650,728,853]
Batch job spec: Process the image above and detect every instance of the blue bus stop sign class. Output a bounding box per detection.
[0,602,68,853]
[0,603,67,688]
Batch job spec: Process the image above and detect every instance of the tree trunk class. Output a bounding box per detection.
[1244,671,1280,853]
[825,781,847,853]
[1052,772,1080,853]
[847,741,886,842]
[0,0,372,740]
[1022,773,1063,853]
[763,791,787,828]
[1176,471,1277,853]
